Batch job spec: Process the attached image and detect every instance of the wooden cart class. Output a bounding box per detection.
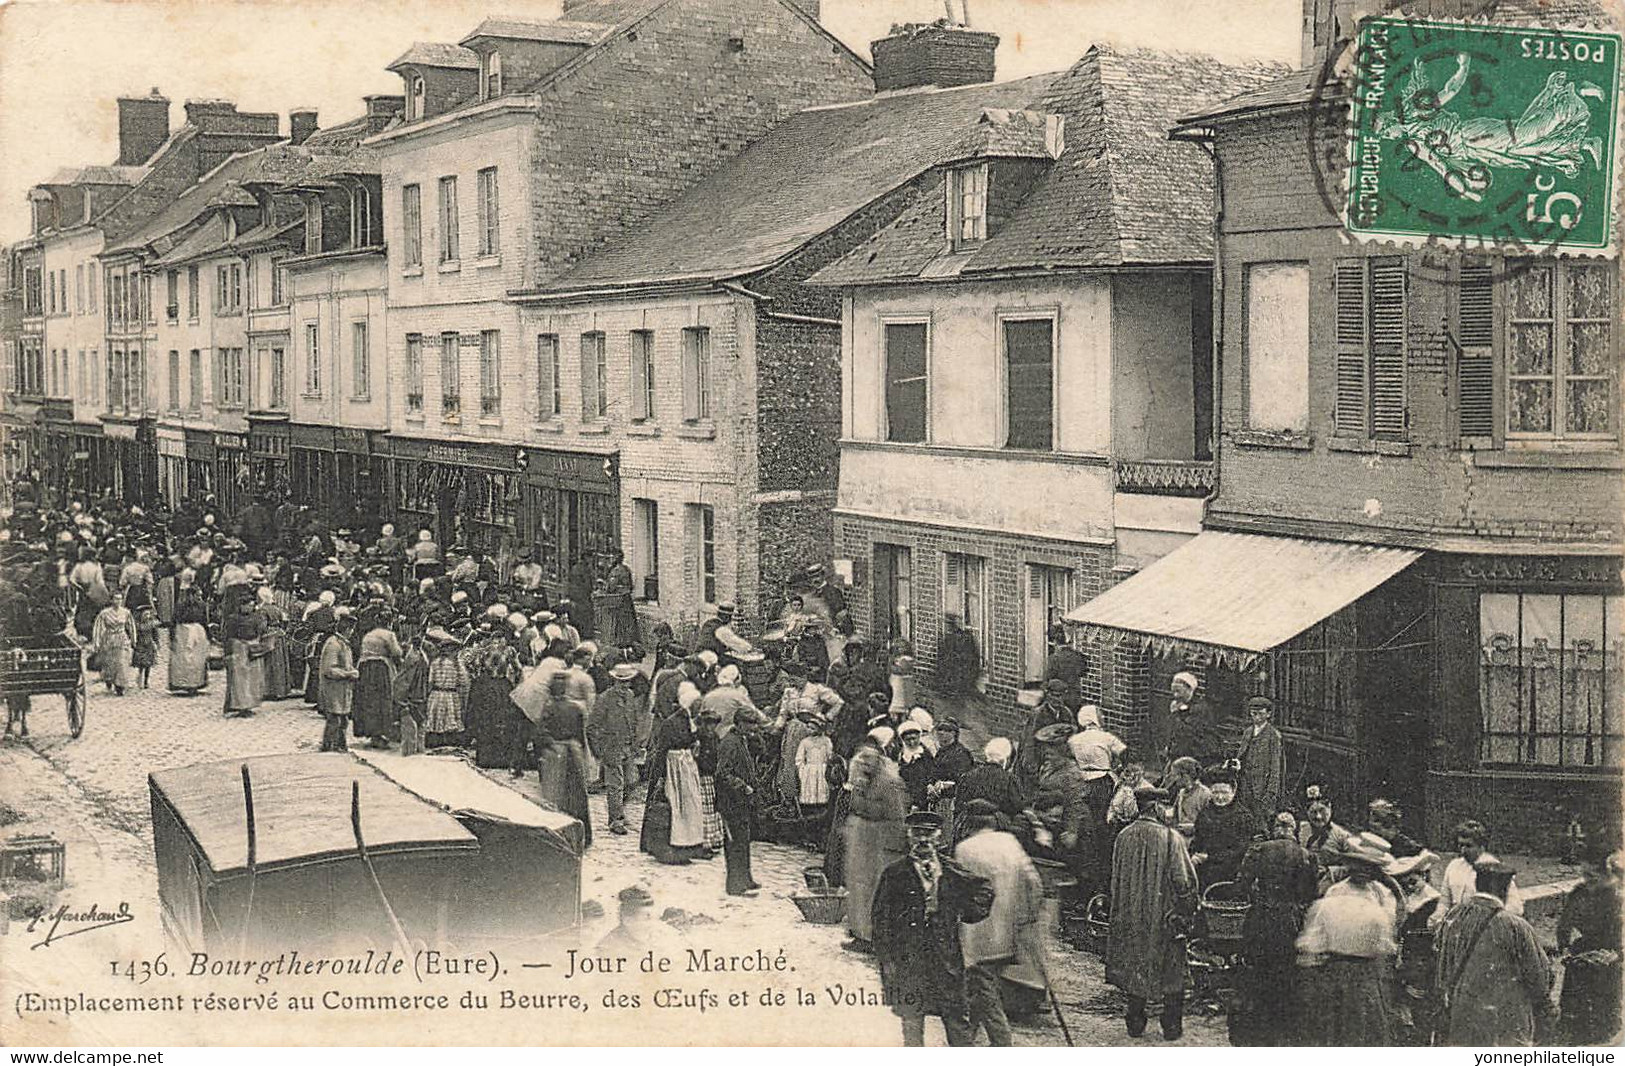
[0,635,87,738]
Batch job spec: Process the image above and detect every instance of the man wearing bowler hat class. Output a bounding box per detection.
[871,810,994,1046]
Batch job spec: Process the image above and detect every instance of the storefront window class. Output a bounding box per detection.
[1480,592,1623,767]
[1273,608,1358,743]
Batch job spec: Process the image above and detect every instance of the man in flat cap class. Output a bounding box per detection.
[715,706,763,896]
[1235,695,1284,836]
[1107,785,1198,1041]
[871,810,994,1046]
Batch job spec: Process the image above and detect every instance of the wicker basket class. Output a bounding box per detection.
[791,892,847,925]
[1199,882,1250,942]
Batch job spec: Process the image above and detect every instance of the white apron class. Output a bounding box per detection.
[665,749,706,848]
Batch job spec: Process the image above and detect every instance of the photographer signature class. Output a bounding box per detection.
[23,902,135,949]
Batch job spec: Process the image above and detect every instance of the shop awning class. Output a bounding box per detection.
[1066,530,1421,669]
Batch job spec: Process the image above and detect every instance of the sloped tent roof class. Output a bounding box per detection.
[1065,531,1421,671]
[149,752,477,877]
[542,73,1059,292]
[388,41,481,71]
[809,44,1288,285]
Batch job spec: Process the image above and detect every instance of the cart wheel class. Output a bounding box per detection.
[67,673,86,738]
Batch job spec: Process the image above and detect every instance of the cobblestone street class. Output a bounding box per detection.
[0,642,1226,1046]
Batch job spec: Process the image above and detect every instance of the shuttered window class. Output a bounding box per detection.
[942,552,991,668]
[536,334,560,419]
[581,332,606,420]
[681,327,711,422]
[1333,256,1408,440]
[1003,316,1054,450]
[1456,262,1496,439]
[630,330,654,421]
[884,322,928,443]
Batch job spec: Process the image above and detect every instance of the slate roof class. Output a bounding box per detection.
[541,73,1060,291]
[460,16,614,46]
[810,44,1288,285]
[387,41,480,72]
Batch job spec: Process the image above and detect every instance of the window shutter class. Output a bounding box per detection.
[1457,262,1496,438]
[1333,258,1369,436]
[631,334,650,420]
[1027,565,1045,600]
[1369,258,1407,439]
[580,335,600,420]
[943,553,963,615]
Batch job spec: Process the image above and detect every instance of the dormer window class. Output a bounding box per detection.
[949,164,988,247]
[482,51,503,100]
[351,185,374,247]
[408,75,426,120]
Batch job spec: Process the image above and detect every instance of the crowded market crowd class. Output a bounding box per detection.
[0,478,1619,1049]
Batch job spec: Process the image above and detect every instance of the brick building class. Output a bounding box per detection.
[368,0,872,600]
[1070,0,1622,851]
[809,38,1282,726]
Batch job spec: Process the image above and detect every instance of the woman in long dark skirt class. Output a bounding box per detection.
[466,627,527,772]
[352,617,403,747]
[535,671,592,846]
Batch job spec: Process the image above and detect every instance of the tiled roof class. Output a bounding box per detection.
[946,108,1062,162]
[544,73,1060,290]
[105,146,306,255]
[810,44,1288,284]
[387,41,480,72]
[460,17,613,46]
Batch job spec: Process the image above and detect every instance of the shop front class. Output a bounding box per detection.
[1069,530,1427,817]
[184,429,216,504]
[80,422,113,498]
[385,437,535,559]
[213,431,250,517]
[289,424,381,527]
[39,400,75,502]
[248,415,290,501]
[518,447,620,595]
[1427,551,1623,851]
[157,426,187,505]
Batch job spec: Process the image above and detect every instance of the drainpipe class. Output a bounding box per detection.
[1195,134,1223,520]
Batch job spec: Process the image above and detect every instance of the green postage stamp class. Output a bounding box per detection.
[1345,17,1623,253]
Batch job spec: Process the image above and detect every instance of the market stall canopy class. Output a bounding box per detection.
[150,752,477,877]
[1066,531,1421,669]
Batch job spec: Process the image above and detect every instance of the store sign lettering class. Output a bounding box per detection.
[1460,558,1621,584]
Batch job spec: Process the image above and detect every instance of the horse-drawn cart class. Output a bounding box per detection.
[0,634,87,738]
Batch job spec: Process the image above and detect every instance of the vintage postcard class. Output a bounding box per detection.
[0,0,1620,1050]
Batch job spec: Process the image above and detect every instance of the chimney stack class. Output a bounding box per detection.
[116,89,170,166]
[870,23,998,93]
[289,108,319,145]
[362,95,405,134]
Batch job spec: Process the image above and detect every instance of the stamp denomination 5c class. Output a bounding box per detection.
[1346,17,1622,254]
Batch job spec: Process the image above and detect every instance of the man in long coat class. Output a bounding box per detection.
[1107,786,1199,1040]
[954,799,1044,1046]
[715,708,762,896]
[872,811,994,1046]
[1435,862,1552,1046]
[1234,695,1285,834]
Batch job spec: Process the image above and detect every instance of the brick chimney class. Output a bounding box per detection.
[288,108,319,145]
[362,95,405,134]
[870,23,998,93]
[115,89,170,165]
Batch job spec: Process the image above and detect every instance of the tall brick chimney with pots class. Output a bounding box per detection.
[289,108,319,145]
[116,89,170,165]
[870,22,998,93]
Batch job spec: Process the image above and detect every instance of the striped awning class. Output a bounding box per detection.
[1066,531,1421,670]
